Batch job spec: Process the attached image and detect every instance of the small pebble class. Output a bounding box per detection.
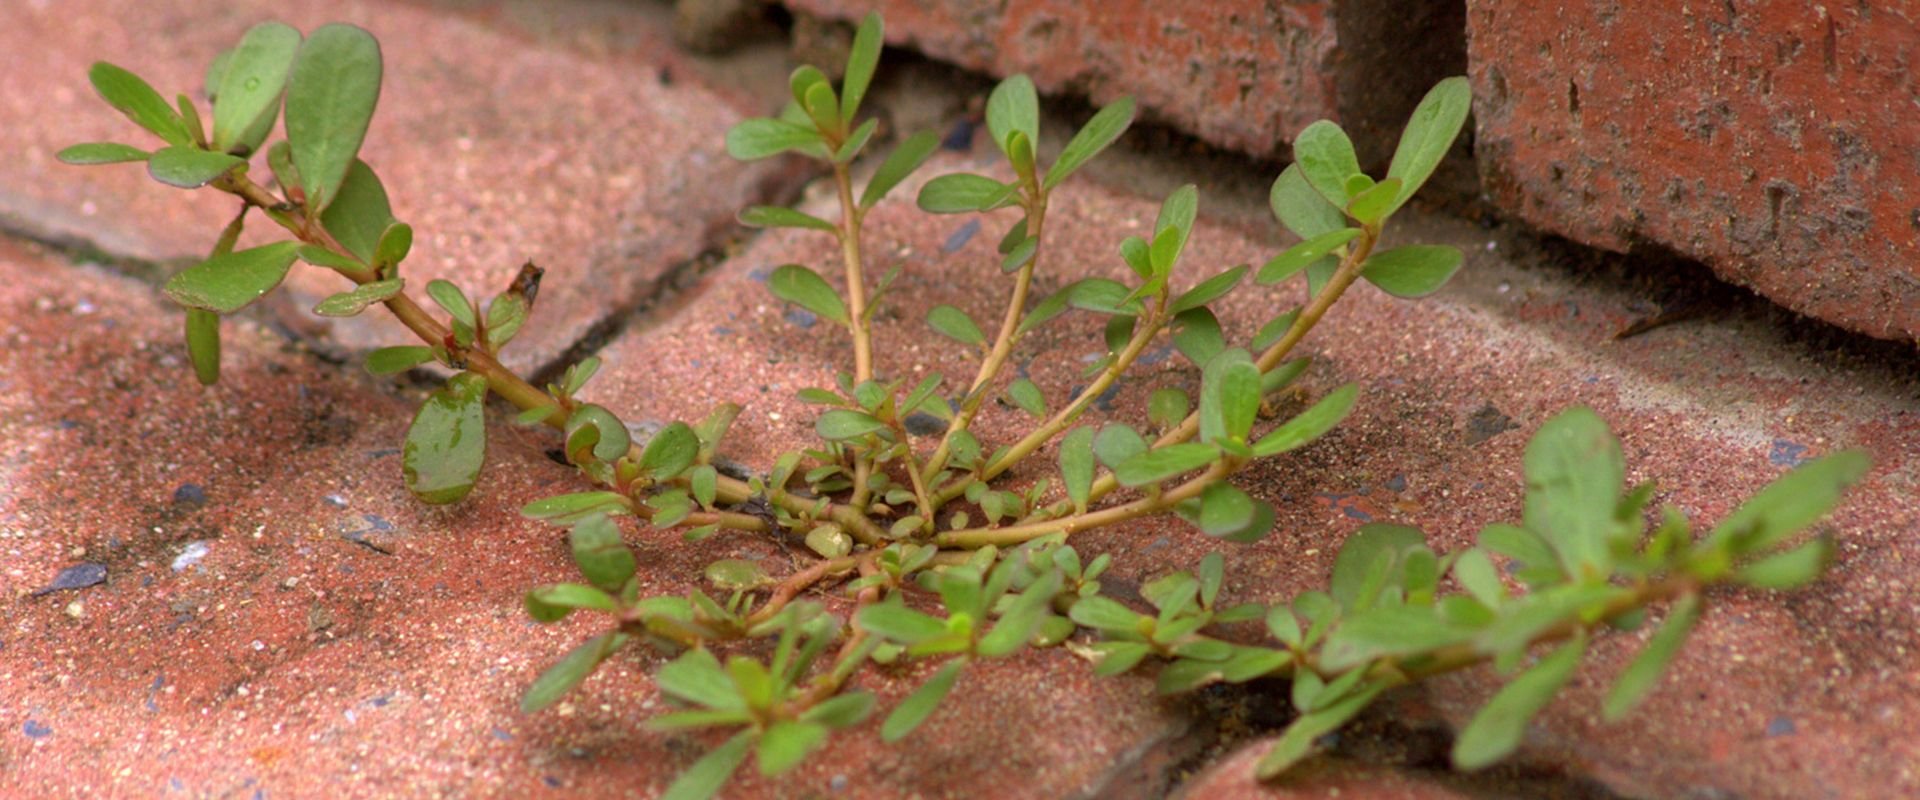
[37,562,107,595]
[171,541,211,572]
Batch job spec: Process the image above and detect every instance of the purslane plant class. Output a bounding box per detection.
[63,15,1867,798]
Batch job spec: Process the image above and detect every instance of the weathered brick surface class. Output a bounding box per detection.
[780,0,1467,169]
[1468,1,1920,341]
[2,0,779,372]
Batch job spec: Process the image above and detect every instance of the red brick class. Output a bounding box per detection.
[1468,1,1920,341]
[780,0,1467,168]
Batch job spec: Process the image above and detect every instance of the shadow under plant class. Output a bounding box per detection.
[47,12,1867,800]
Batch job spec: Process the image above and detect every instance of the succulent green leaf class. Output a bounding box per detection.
[211,22,300,153]
[661,731,754,800]
[523,491,628,522]
[1260,357,1311,396]
[1523,407,1624,578]
[87,62,189,146]
[706,559,772,593]
[1066,278,1143,316]
[834,117,879,163]
[1148,388,1190,431]
[1603,594,1700,720]
[374,222,413,274]
[1259,228,1360,285]
[1045,96,1134,189]
[858,602,947,644]
[1000,234,1037,273]
[319,159,394,262]
[402,372,489,504]
[756,720,829,776]
[1114,443,1220,488]
[486,293,529,349]
[1255,683,1385,778]
[1171,307,1224,367]
[1292,120,1362,208]
[657,649,743,710]
[1345,176,1403,224]
[1320,605,1473,671]
[184,308,221,386]
[1252,383,1359,457]
[56,142,150,165]
[1005,378,1046,418]
[926,304,985,346]
[1199,349,1260,444]
[1060,426,1095,514]
[917,173,1014,214]
[565,404,630,463]
[313,278,403,317]
[640,422,699,479]
[1170,265,1248,314]
[840,12,884,124]
[1362,244,1464,298]
[1385,77,1473,216]
[520,632,628,713]
[525,583,618,622]
[1016,283,1074,334]
[365,345,434,376]
[739,205,837,232]
[1329,523,1428,612]
[986,74,1039,156]
[726,117,825,160]
[163,241,299,313]
[1452,548,1507,609]
[146,146,245,189]
[1736,536,1835,589]
[860,130,939,209]
[1195,482,1254,538]
[1453,633,1588,770]
[285,24,382,211]
[1270,163,1347,240]
[801,81,841,133]
[297,244,362,272]
[1093,423,1149,470]
[1069,595,1146,633]
[1704,450,1869,555]
[768,264,849,324]
[815,409,884,441]
[882,659,965,742]
[800,692,876,729]
[424,279,475,327]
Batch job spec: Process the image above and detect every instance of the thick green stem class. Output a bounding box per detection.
[938,295,1169,507]
[935,461,1232,548]
[922,195,1048,483]
[1065,228,1381,515]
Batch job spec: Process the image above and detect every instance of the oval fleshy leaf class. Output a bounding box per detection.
[163,241,300,313]
[88,62,189,146]
[403,372,489,504]
[1361,244,1464,298]
[184,308,221,386]
[146,146,245,189]
[211,22,301,153]
[768,264,848,324]
[313,278,403,317]
[285,24,382,211]
[56,142,150,165]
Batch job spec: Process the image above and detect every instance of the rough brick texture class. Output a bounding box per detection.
[780,0,1467,169]
[1468,1,1920,341]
